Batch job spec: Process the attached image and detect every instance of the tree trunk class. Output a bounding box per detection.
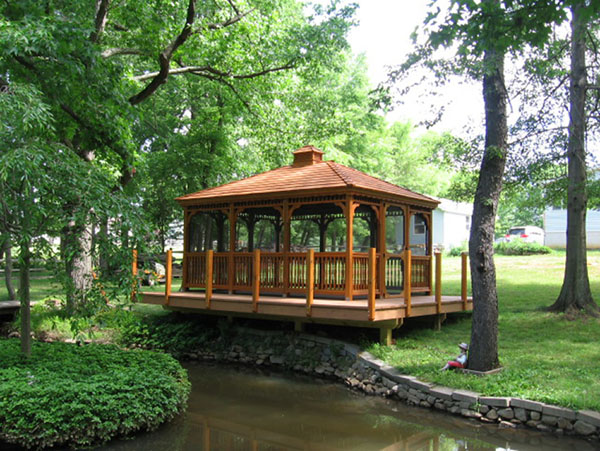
[19,240,32,357]
[548,4,598,316]
[98,218,109,276]
[2,233,16,300]
[63,220,93,313]
[467,46,507,371]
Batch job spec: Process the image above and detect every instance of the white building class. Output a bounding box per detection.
[543,208,600,249]
[432,198,473,251]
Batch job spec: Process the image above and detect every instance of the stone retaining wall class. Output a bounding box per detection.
[182,327,600,442]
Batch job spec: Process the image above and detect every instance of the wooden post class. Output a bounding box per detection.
[252,249,260,312]
[306,249,314,316]
[228,206,236,294]
[378,204,387,298]
[131,249,138,302]
[165,249,173,305]
[345,196,355,301]
[283,200,290,297]
[368,247,376,321]
[206,249,213,309]
[405,249,412,317]
[461,251,468,310]
[435,251,442,314]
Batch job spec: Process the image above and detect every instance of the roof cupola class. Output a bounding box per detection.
[292,145,324,167]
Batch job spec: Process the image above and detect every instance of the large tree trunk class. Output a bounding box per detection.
[2,233,16,300]
[467,47,507,371]
[63,220,93,313]
[19,240,32,357]
[548,4,598,316]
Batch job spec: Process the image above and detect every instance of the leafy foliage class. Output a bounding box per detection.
[0,340,190,449]
[494,239,552,256]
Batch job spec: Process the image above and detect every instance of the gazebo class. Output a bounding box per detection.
[142,146,472,343]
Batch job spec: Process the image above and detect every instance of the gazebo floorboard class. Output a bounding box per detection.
[141,291,472,325]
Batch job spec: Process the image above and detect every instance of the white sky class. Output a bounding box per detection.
[346,0,483,135]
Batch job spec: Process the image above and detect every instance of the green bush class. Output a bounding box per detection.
[108,310,218,355]
[494,239,552,256]
[447,243,468,257]
[0,339,190,449]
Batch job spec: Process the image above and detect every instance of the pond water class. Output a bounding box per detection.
[100,362,596,451]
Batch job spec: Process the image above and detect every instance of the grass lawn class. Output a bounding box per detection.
[368,251,600,411]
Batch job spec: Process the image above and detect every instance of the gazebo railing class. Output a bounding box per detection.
[183,249,431,298]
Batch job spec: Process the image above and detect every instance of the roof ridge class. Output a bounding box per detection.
[327,161,354,186]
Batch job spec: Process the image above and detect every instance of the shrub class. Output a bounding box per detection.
[494,240,552,256]
[447,243,468,257]
[0,339,190,449]
[111,311,218,355]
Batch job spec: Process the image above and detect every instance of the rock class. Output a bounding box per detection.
[526,420,540,428]
[420,400,432,408]
[449,406,461,414]
[269,356,284,365]
[427,395,437,405]
[499,421,517,429]
[577,410,600,428]
[479,405,490,415]
[461,409,482,419]
[498,408,514,420]
[8,331,20,338]
[514,408,527,422]
[485,409,499,421]
[256,359,264,365]
[541,415,558,427]
[530,411,541,421]
[557,417,572,431]
[536,423,554,433]
[314,366,325,374]
[480,396,511,408]
[434,402,446,410]
[574,420,596,436]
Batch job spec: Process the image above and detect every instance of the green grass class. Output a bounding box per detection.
[0,270,62,302]
[368,251,600,411]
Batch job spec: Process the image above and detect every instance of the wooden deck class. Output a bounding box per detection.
[141,290,472,343]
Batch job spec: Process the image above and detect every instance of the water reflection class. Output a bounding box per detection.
[101,363,595,451]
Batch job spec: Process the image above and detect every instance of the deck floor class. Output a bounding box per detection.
[141,290,472,325]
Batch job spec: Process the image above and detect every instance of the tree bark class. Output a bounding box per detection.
[548,4,599,316]
[2,233,16,300]
[19,240,32,357]
[63,221,93,313]
[467,46,507,371]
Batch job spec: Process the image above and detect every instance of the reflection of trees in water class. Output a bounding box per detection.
[100,364,596,451]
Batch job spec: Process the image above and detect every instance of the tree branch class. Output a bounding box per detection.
[91,0,111,43]
[206,8,254,30]
[128,0,197,105]
[101,47,145,58]
[586,84,600,91]
[133,62,295,82]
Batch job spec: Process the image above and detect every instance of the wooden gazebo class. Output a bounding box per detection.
[142,146,472,343]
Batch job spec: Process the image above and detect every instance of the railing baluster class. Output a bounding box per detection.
[306,249,314,316]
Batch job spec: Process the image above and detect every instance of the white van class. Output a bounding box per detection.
[505,226,545,245]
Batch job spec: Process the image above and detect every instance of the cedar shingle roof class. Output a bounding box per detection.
[176,146,438,208]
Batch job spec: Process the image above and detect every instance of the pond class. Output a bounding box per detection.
[101,362,596,451]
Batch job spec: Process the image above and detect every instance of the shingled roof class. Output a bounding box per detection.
[176,146,439,208]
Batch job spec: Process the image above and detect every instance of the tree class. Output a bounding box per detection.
[548,3,599,315]
[400,0,568,370]
[1,0,356,306]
